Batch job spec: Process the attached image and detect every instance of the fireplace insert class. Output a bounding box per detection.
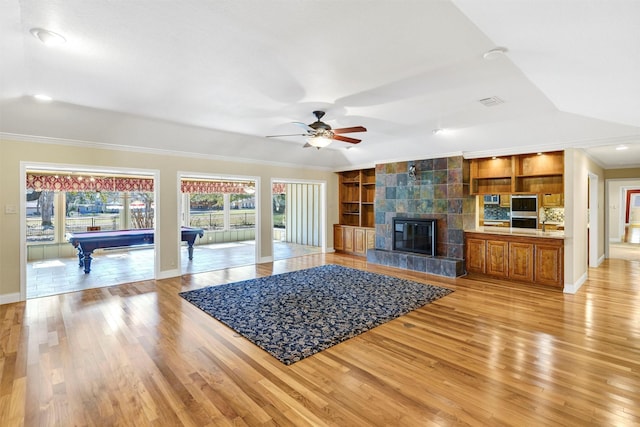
[392,218,436,256]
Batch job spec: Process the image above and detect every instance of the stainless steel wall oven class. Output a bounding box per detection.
[510,195,538,229]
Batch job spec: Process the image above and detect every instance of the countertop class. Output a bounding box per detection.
[465,226,566,239]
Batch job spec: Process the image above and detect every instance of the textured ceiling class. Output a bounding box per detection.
[1,0,639,170]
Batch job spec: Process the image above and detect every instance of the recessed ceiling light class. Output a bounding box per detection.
[483,46,508,59]
[30,28,66,46]
[34,94,52,102]
[615,145,629,151]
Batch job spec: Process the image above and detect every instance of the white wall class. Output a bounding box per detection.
[563,148,606,293]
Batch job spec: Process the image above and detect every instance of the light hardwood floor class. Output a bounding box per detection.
[2,254,639,426]
[27,241,320,298]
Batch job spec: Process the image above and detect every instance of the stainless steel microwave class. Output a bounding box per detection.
[510,195,538,212]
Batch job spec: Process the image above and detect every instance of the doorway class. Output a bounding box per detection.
[21,163,159,299]
[606,179,640,262]
[624,189,640,243]
[179,174,258,274]
[588,173,599,267]
[272,180,325,261]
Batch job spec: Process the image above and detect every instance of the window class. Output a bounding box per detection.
[26,190,155,243]
[26,190,55,242]
[189,193,224,230]
[186,193,255,230]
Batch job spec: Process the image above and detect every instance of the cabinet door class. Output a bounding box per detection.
[499,195,511,208]
[365,228,376,250]
[343,226,354,253]
[486,240,509,278]
[509,242,534,282]
[354,228,366,255]
[535,244,563,287]
[542,193,564,207]
[466,238,486,274]
[333,225,344,251]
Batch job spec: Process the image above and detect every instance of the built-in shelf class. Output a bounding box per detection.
[470,151,564,195]
[336,168,376,255]
[337,168,376,228]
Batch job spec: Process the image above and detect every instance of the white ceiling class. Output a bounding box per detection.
[1,0,639,170]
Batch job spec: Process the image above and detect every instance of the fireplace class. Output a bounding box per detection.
[393,218,436,256]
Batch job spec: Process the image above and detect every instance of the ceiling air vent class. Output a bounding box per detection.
[478,96,504,107]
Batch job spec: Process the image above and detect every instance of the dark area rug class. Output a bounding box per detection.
[179,264,453,365]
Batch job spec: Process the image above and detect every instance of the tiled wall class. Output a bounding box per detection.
[542,207,565,223]
[374,156,476,260]
[484,205,510,220]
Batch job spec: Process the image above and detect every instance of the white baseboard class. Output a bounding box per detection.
[563,272,587,294]
[0,292,22,305]
[157,269,181,280]
[589,254,605,268]
[258,256,273,263]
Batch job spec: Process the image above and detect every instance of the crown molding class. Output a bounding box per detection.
[0,132,334,172]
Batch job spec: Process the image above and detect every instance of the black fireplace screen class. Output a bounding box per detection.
[392,218,436,256]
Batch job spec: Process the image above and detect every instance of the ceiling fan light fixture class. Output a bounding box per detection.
[30,28,66,46]
[307,135,333,148]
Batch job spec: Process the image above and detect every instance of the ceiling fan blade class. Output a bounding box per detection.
[333,126,367,134]
[333,134,361,144]
[265,133,309,138]
[292,121,315,132]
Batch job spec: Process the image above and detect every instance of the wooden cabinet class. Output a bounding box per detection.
[486,240,509,278]
[465,231,564,288]
[514,152,564,194]
[365,228,376,251]
[343,226,354,253]
[470,151,564,196]
[499,194,511,208]
[542,193,564,207]
[354,228,366,254]
[470,157,513,194]
[333,224,344,251]
[466,238,487,274]
[535,243,563,286]
[333,224,375,256]
[509,242,534,282]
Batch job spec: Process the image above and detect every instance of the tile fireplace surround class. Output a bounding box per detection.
[366,156,476,277]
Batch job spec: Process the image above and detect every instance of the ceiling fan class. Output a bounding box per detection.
[266,111,367,149]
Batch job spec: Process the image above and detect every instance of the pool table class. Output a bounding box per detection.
[66,226,204,273]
